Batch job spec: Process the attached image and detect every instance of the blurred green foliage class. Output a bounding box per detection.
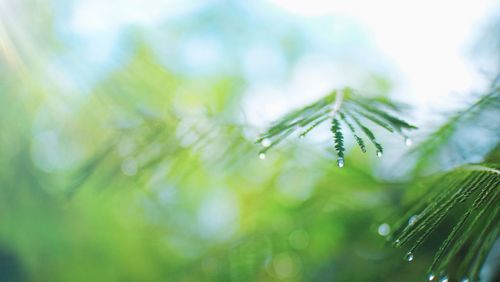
[0,45,424,281]
[1,1,498,282]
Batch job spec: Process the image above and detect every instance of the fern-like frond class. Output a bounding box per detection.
[340,112,367,153]
[410,86,500,175]
[65,111,255,195]
[389,164,500,282]
[331,118,345,167]
[257,88,417,165]
[346,110,384,157]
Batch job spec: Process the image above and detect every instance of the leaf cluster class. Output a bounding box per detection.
[410,86,500,175]
[389,164,500,282]
[257,88,417,165]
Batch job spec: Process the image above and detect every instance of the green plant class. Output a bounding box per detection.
[259,82,500,282]
[256,87,417,166]
[391,164,499,282]
[389,83,500,282]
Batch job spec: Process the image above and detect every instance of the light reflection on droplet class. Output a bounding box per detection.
[337,158,344,168]
[405,137,413,146]
[404,252,414,262]
[259,153,266,160]
[261,138,272,147]
[377,223,391,236]
[439,276,449,282]
[408,215,418,226]
[428,274,436,281]
[376,151,383,157]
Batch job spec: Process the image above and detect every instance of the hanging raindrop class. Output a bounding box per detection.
[439,276,449,282]
[404,252,414,262]
[460,278,469,282]
[261,138,271,147]
[377,223,391,236]
[405,137,413,146]
[376,151,383,157]
[337,158,344,168]
[299,134,305,139]
[408,215,418,226]
[259,153,266,160]
[428,274,436,281]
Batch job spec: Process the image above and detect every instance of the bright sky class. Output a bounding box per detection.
[268,0,499,108]
[66,0,499,125]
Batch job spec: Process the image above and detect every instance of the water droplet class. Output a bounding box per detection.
[394,239,401,247]
[404,252,414,262]
[428,274,436,281]
[460,278,469,282]
[377,223,391,236]
[408,215,418,226]
[259,153,266,160]
[405,137,413,146]
[439,276,448,282]
[337,158,344,168]
[299,134,305,139]
[261,138,271,147]
[376,151,383,157]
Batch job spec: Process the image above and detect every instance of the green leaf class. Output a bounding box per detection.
[390,164,500,281]
[346,110,384,156]
[331,118,345,165]
[340,112,366,153]
[409,89,500,175]
[257,88,417,162]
